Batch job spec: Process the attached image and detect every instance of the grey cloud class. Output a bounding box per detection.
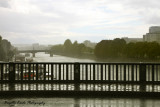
[0,0,10,8]
[119,0,160,24]
[124,0,160,9]
[147,16,160,24]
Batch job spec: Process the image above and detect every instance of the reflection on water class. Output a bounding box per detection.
[0,98,160,107]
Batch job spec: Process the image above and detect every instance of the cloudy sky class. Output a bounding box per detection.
[0,0,160,44]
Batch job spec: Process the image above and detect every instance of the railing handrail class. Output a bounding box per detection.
[1,62,160,64]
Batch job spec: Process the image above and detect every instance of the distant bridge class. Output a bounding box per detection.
[17,49,54,57]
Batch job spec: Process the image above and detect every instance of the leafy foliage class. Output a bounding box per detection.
[94,38,160,61]
[51,39,94,56]
[0,36,14,61]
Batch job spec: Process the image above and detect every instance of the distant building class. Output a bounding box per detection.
[83,40,97,49]
[121,37,143,43]
[143,26,160,43]
[32,43,39,50]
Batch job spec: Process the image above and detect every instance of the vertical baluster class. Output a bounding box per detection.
[152,64,155,82]
[81,64,83,80]
[149,65,151,82]
[128,65,130,81]
[136,65,138,82]
[59,64,61,80]
[55,64,57,80]
[3,63,5,80]
[131,65,134,82]
[116,64,118,82]
[135,65,137,81]
[21,64,23,81]
[156,65,158,81]
[69,64,70,81]
[97,64,99,80]
[90,64,92,80]
[8,64,10,80]
[44,64,46,81]
[4,64,6,80]
[16,64,19,80]
[0,64,3,81]
[47,64,51,80]
[72,64,74,80]
[45,64,47,80]
[112,65,114,81]
[124,65,126,82]
[28,63,31,81]
[105,64,106,80]
[51,64,53,80]
[108,64,110,81]
[101,64,103,81]
[120,65,122,81]
[93,64,95,82]
[66,64,68,81]
[119,65,121,81]
[32,64,35,80]
[63,64,65,80]
[146,65,148,81]
[86,64,88,81]
[14,64,16,80]
[24,64,26,80]
[36,63,38,81]
[158,65,159,81]
[148,65,150,81]
[70,64,72,80]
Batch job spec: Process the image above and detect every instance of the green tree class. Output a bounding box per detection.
[147,42,160,59]
[63,39,72,54]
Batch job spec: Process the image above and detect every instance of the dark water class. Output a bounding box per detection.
[1,52,160,107]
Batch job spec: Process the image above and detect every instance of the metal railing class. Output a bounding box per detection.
[0,62,160,84]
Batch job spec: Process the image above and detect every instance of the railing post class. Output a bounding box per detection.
[9,62,15,91]
[9,62,15,83]
[139,63,146,92]
[74,62,80,91]
[74,62,80,82]
[140,63,146,83]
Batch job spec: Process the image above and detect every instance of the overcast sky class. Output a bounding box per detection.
[0,0,160,44]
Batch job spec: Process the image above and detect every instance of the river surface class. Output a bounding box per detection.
[33,52,95,62]
[1,52,160,107]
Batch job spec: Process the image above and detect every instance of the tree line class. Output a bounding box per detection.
[51,39,93,56]
[94,38,160,61]
[0,36,14,61]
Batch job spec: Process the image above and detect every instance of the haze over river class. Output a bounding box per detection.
[1,52,160,107]
[33,52,95,62]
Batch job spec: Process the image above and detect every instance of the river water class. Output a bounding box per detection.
[33,52,95,62]
[1,52,160,107]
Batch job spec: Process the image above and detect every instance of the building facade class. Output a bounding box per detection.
[143,26,160,43]
[122,37,143,43]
